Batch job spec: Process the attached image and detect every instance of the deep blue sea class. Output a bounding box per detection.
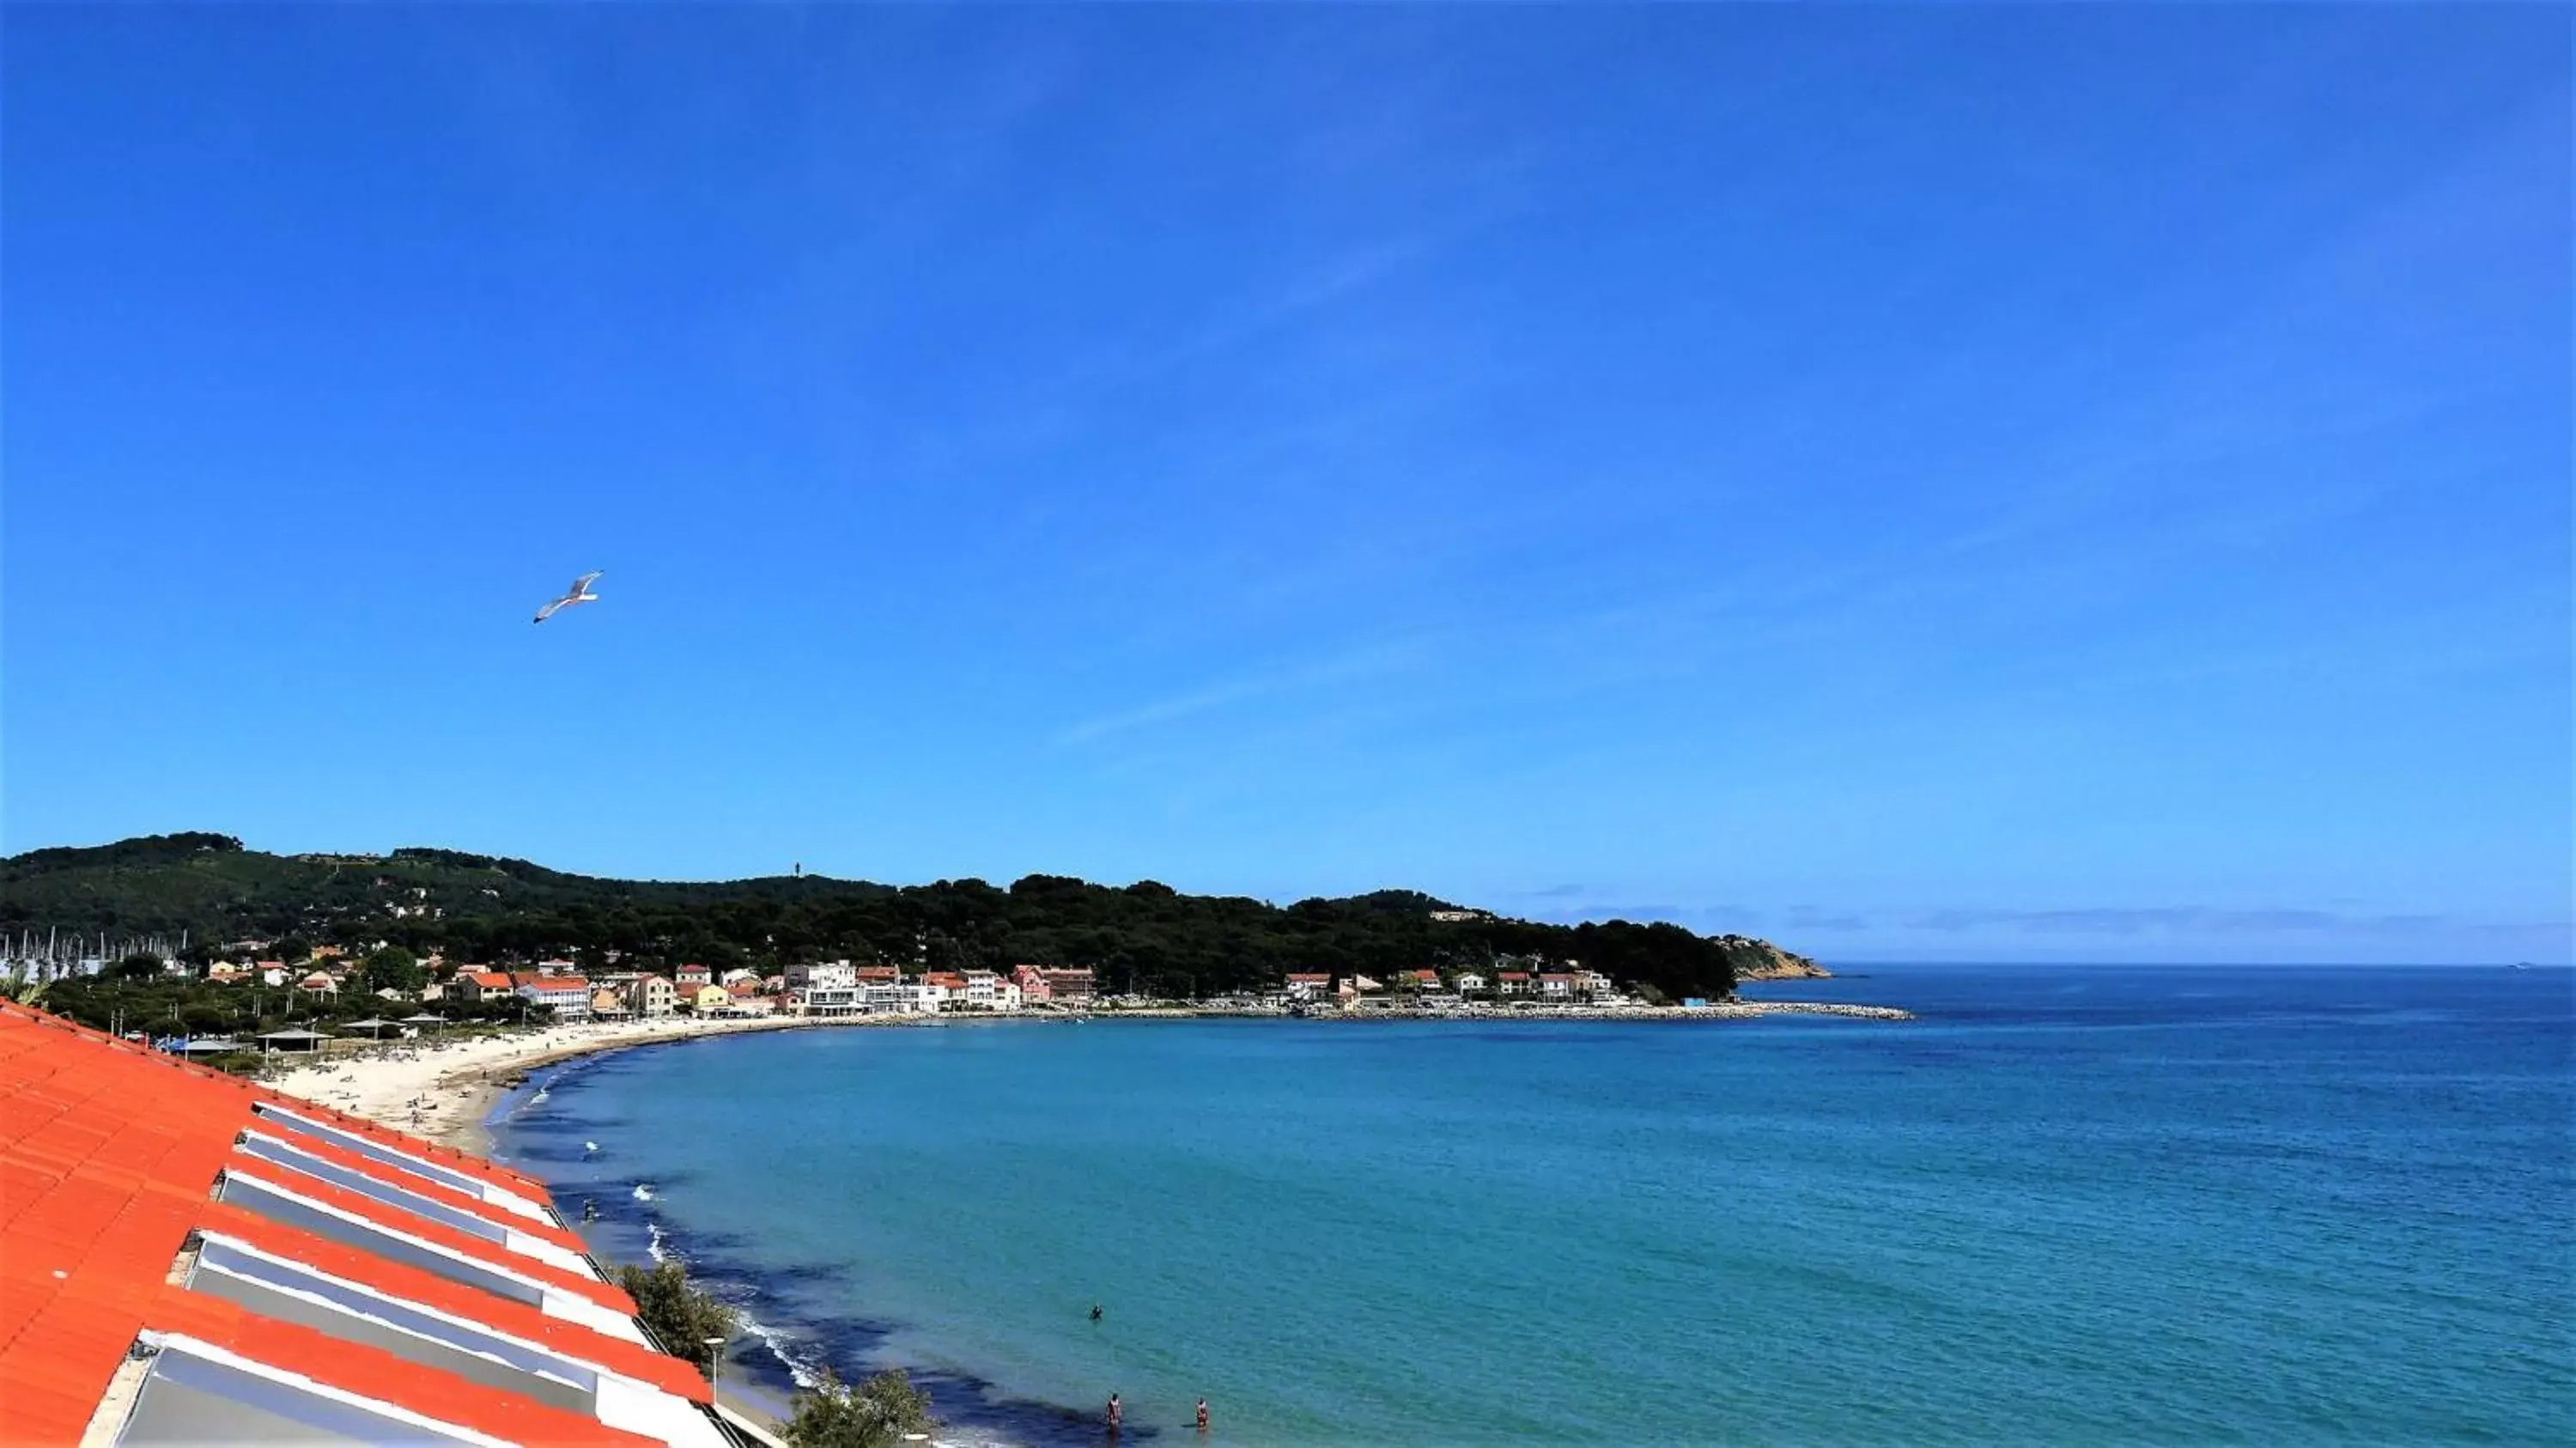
[494,965,2574,1446]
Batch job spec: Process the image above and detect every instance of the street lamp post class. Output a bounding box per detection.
[703,1335,726,1404]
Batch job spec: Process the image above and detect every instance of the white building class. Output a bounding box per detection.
[517,976,592,1020]
[787,961,857,991]
[1454,972,1487,996]
[856,982,940,1015]
[795,984,864,1017]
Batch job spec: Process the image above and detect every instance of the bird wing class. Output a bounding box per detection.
[533,598,567,624]
[569,570,603,597]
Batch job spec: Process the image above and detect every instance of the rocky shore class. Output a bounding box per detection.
[1726,935,1834,980]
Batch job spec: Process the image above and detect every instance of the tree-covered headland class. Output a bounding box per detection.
[3,833,1818,1005]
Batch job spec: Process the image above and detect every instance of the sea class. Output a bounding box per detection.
[489,964,2574,1446]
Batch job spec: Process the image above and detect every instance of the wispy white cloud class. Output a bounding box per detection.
[1051,633,1437,748]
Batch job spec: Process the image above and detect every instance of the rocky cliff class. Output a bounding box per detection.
[1718,935,1832,980]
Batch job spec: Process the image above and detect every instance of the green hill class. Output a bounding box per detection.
[1,832,1815,1001]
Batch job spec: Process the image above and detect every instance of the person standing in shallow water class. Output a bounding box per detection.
[1197,1398,1210,1433]
[1105,1393,1122,1436]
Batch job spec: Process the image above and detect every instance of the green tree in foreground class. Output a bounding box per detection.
[782,1366,936,1448]
[111,952,165,982]
[358,944,425,995]
[613,1261,738,1370]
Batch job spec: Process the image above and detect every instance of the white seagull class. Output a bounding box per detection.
[533,570,604,624]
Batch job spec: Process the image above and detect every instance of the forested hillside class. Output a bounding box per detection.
[2,833,1820,1001]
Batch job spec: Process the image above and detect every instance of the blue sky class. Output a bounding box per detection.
[5,5,2567,964]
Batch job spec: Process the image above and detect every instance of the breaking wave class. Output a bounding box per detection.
[739,1310,828,1390]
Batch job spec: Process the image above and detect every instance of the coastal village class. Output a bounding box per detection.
[1,901,1905,1085]
[9,941,1741,1030]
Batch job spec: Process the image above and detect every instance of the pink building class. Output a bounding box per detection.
[1039,967,1096,1005]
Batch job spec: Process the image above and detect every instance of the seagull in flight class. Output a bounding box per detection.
[533,570,604,624]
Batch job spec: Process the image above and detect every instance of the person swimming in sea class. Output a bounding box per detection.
[1090,1302,1103,1323]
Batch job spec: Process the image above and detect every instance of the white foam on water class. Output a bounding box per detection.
[632,1183,655,1202]
[645,1222,671,1262]
[739,1310,827,1390]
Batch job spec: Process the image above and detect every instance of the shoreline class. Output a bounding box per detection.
[271,998,1907,1446]
[266,999,1911,1155]
[267,1013,882,1153]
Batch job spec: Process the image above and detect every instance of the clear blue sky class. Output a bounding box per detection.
[5,5,2567,964]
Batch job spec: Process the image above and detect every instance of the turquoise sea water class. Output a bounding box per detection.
[496,965,2573,1445]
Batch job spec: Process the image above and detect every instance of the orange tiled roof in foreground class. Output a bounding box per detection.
[0,1003,716,1445]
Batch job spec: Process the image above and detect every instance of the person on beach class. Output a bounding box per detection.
[1106,1393,1122,1435]
[1196,1398,1210,1433]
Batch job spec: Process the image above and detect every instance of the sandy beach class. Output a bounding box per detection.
[264,1013,839,1152]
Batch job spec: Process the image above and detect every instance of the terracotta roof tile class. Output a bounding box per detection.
[144,1287,657,1447]
[244,1088,549,1198]
[241,1116,591,1254]
[0,1003,704,1444]
[197,1204,709,1403]
[219,1144,635,1315]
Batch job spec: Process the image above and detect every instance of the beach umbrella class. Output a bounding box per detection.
[254,1027,331,1055]
[337,1018,402,1038]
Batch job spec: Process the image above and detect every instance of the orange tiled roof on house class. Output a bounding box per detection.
[0,1002,726,1445]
